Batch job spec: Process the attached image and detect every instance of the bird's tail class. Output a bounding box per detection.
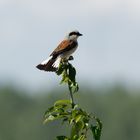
[36,56,61,72]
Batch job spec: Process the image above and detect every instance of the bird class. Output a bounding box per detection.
[36,30,82,72]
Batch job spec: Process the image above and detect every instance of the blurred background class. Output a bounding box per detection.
[0,0,140,140]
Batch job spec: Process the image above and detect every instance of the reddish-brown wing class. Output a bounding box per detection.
[50,40,77,57]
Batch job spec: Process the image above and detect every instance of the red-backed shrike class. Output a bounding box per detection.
[36,30,82,72]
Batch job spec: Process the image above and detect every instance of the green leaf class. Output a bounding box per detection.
[76,121,84,131]
[74,82,79,92]
[54,100,71,107]
[75,114,83,123]
[43,102,71,124]
[68,63,76,83]
[56,61,69,76]
[71,135,79,140]
[70,121,84,139]
[90,118,102,140]
[56,136,69,140]
[44,112,69,124]
[43,114,55,123]
[56,67,63,76]
[95,118,102,130]
[44,106,55,116]
[78,134,86,140]
[60,71,69,84]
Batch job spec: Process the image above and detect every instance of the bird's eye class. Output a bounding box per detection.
[69,32,77,36]
[69,32,74,36]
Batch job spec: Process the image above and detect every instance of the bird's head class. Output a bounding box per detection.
[66,30,83,41]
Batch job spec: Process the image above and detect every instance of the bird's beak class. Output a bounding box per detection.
[78,33,83,36]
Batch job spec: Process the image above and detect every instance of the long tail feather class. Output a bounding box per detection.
[52,57,61,68]
[36,56,61,72]
[36,56,56,71]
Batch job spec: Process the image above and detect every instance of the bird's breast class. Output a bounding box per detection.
[60,45,78,59]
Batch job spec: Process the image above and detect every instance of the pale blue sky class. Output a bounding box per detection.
[0,0,140,90]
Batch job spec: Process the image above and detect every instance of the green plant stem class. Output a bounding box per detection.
[68,82,75,108]
[44,61,102,140]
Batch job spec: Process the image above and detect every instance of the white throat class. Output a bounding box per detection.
[65,35,78,41]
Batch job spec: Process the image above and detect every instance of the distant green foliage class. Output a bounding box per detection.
[44,61,102,140]
[1,85,140,140]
